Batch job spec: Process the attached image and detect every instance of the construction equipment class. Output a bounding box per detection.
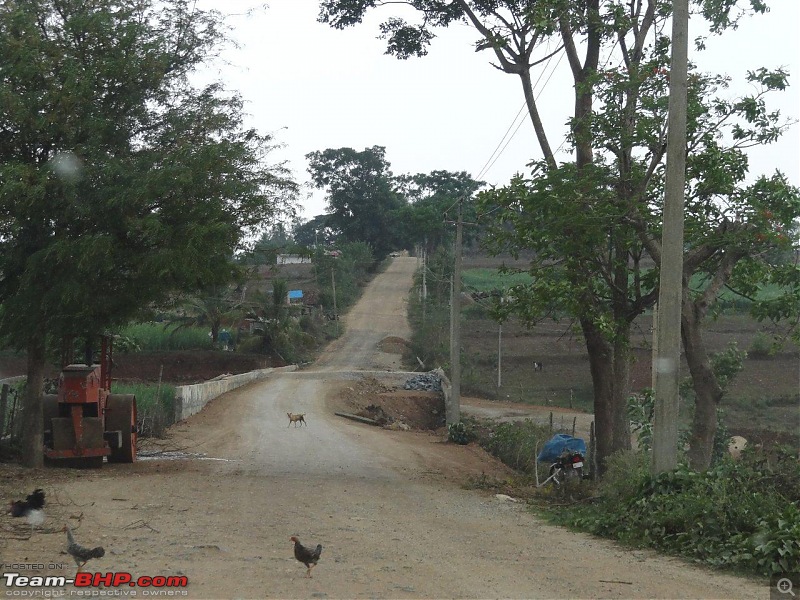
[43,336,137,468]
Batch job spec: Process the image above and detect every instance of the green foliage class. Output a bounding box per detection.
[553,446,800,577]
[118,323,212,352]
[749,331,776,358]
[479,420,552,475]
[168,285,244,345]
[113,382,175,438]
[306,146,404,258]
[0,0,297,351]
[627,389,655,452]
[447,421,476,445]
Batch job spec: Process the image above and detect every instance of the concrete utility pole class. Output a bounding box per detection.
[652,0,689,474]
[448,200,463,426]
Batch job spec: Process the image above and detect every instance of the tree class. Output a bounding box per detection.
[169,286,244,345]
[396,170,484,254]
[306,146,405,258]
[318,1,561,168]
[0,0,297,466]
[319,0,800,472]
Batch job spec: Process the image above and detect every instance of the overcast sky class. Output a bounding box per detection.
[196,0,800,220]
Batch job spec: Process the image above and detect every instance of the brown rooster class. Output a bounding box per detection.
[63,525,105,573]
[290,536,322,578]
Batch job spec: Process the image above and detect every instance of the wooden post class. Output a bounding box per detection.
[331,267,339,336]
[497,323,502,389]
[0,384,8,438]
[589,420,597,480]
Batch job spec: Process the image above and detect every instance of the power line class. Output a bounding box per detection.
[475,40,559,182]
[479,49,565,180]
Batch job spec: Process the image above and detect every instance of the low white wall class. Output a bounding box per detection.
[173,365,297,422]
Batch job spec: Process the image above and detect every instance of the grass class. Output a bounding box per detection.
[113,381,176,437]
[118,323,213,352]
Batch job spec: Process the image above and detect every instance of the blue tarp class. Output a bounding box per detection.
[537,434,587,463]
[288,290,303,300]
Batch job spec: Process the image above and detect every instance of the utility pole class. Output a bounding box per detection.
[448,199,463,426]
[331,267,339,336]
[497,323,502,389]
[652,0,689,474]
[422,241,428,325]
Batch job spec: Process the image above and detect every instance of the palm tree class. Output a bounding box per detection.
[169,286,242,344]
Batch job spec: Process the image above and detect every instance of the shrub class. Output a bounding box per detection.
[552,445,800,577]
[749,331,774,359]
[479,419,552,475]
[448,421,476,445]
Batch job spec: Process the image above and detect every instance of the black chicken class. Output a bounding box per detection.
[63,525,105,573]
[9,489,45,534]
[290,536,323,578]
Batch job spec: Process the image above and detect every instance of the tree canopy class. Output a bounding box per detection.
[318,0,800,472]
[306,146,404,258]
[0,0,297,465]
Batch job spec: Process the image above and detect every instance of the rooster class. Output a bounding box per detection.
[9,489,45,534]
[290,536,322,578]
[63,525,105,573]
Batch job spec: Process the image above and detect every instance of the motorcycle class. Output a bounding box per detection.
[546,448,585,485]
[536,433,587,487]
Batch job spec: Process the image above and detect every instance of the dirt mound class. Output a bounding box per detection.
[377,335,410,355]
[337,377,445,430]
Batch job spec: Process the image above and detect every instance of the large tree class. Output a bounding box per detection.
[306,146,405,258]
[0,0,297,466]
[317,0,800,472]
[396,170,485,255]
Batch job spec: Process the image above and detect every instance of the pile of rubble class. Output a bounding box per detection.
[403,372,442,392]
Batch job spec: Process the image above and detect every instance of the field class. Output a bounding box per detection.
[455,256,800,448]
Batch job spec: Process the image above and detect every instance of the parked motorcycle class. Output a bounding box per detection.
[536,434,587,487]
[546,448,585,485]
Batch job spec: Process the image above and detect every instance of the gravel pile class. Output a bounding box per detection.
[403,372,442,392]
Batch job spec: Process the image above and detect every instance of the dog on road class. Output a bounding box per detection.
[287,412,306,427]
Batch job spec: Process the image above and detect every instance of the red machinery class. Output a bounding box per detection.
[43,336,137,467]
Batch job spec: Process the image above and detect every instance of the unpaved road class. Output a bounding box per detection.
[2,257,764,599]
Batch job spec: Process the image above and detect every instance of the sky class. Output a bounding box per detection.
[196,0,800,221]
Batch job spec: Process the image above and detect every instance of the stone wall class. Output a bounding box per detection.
[173,365,297,422]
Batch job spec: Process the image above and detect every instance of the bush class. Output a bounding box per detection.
[749,331,774,359]
[448,421,476,445]
[552,445,800,577]
[479,419,552,475]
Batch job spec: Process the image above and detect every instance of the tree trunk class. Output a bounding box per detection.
[681,299,723,470]
[582,319,631,475]
[20,335,46,468]
[518,69,556,169]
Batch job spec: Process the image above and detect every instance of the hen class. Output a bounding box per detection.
[63,525,105,573]
[9,489,45,534]
[290,536,322,578]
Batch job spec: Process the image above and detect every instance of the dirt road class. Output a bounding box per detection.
[2,257,764,599]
